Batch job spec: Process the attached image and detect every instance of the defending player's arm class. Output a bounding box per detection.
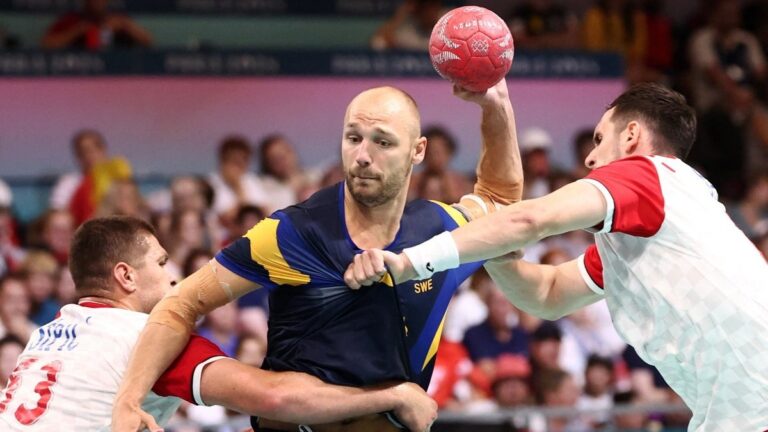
[346,180,606,320]
[451,78,523,222]
[113,260,259,431]
[199,360,436,428]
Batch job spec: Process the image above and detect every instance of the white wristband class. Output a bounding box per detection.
[402,231,460,280]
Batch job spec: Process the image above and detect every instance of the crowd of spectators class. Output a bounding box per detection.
[0,0,767,430]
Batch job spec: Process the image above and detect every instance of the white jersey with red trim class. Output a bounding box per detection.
[0,302,226,431]
[576,155,768,431]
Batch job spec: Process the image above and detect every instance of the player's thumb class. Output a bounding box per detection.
[381,251,405,282]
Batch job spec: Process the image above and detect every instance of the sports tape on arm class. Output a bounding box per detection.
[146,260,253,333]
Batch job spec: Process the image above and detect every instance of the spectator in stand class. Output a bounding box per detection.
[233,205,266,240]
[197,302,239,358]
[41,0,152,50]
[50,129,133,225]
[410,126,472,203]
[577,355,615,427]
[638,0,674,82]
[727,172,768,240]
[370,0,444,51]
[0,275,36,344]
[35,209,75,266]
[582,0,648,82]
[209,136,270,229]
[463,287,531,369]
[506,0,580,50]
[164,209,210,280]
[531,368,589,432]
[688,0,768,199]
[20,251,61,326]
[0,335,24,386]
[528,321,563,377]
[96,178,149,221]
[612,391,649,429]
[492,354,532,408]
[257,134,317,209]
[0,195,24,279]
[181,249,215,280]
[520,127,554,199]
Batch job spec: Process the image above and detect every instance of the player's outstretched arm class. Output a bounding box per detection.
[452,78,523,220]
[112,260,259,432]
[200,359,437,430]
[346,181,605,291]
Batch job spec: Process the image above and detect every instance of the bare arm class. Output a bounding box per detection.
[113,260,259,432]
[452,79,523,219]
[452,180,606,263]
[345,181,606,290]
[200,359,436,428]
[484,258,602,321]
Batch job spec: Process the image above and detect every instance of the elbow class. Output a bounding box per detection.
[503,208,548,243]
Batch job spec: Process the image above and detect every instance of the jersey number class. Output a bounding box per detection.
[0,358,62,425]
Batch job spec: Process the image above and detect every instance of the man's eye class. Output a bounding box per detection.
[347,135,361,143]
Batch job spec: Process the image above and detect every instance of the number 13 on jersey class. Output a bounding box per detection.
[0,357,62,425]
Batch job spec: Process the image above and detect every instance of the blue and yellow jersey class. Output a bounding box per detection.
[216,183,483,389]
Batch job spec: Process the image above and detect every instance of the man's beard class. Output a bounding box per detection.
[346,163,411,208]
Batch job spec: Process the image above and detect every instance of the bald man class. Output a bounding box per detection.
[113,81,523,432]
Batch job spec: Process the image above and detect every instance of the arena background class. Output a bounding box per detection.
[1,0,766,431]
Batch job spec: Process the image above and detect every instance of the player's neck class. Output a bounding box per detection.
[77,295,140,312]
[344,188,407,250]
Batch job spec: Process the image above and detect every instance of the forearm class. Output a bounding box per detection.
[115,322,191,405]
[204,363,403,424]
[271,374,402,424]
[473,86,523,205]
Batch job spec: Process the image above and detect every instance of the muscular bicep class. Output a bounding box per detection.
[484,257,602,320]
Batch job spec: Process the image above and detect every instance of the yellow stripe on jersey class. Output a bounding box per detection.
[421,315,446,371]
[245,218,310,286]
[429,201,468,227]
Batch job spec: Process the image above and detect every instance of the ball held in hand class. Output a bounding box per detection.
[429,6,514,92]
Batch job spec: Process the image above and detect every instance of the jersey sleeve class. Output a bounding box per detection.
[579,156,665,237]
[152,334,227,406]
[577,244,605,294]
[215,212,312,290]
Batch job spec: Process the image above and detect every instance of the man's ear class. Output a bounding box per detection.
[623,121,642,155]
[113,262,137,294]
[412,136,427,165]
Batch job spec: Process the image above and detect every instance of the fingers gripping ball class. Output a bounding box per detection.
[429,6,514,92]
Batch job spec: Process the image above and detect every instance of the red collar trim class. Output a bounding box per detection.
[77,300,115,309]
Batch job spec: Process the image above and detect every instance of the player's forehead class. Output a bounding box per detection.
[594,108,616,137]
[141,233,166,261]
[344,89,417,137]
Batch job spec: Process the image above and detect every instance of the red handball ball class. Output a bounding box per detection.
[429,6,514,92]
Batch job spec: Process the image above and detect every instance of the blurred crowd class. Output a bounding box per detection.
[0,0,767,430]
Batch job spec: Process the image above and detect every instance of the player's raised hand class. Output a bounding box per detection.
[111,400,163,432]
[391,382,438,432]
[452,78,509,107]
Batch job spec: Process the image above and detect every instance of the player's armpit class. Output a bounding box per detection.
[147,259,261,334]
